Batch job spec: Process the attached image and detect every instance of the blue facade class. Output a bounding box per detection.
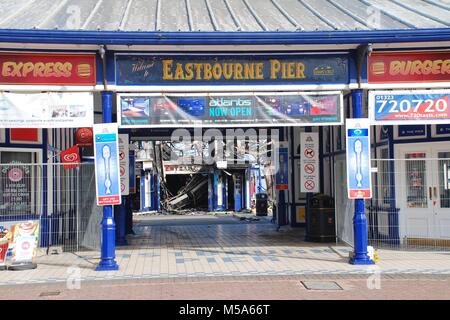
[0,20,449,269]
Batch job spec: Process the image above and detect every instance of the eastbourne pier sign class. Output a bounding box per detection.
[115,54,349,85]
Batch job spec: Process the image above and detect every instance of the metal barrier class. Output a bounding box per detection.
[0,162,100,253]
[368,158,450,251]
[336,158,450,251]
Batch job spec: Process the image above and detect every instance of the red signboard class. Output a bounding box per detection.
[10,128,39,142]
[349,190,371,198]
[0,53,96,85]
[368,51,450,83]
[98,195,121,206]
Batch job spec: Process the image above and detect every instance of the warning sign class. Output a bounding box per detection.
[304,180,316,191]
[118,134,129,196]
[300,132,319,193]
[304,148,315,158]
[304,164,315,174]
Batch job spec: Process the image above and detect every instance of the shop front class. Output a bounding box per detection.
[0,0,449,271]
[363,50,450,246]
[0,51,99,264]
[113,52,350,223]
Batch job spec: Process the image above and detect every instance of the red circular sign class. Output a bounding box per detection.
[8,168,23,182]
[304,148,315,158]
[304,180,315,190]
[75,128,93,147]
[21,241,30,250]
[304,164,315,174]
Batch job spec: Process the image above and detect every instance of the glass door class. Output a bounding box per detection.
[433,150,450,239]
[396,146,435,240]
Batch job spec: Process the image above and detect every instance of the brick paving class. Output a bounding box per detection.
[0,214,450,286]
[1,275,450,300]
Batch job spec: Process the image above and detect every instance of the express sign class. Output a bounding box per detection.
[0,53,96,85]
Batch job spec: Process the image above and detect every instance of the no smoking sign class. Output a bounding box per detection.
[304,164,315,174]
[300,132,319,193]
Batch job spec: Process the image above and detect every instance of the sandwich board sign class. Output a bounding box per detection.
[346,119,372,199]
[93,123,121,206]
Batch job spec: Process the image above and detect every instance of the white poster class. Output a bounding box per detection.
[300,132,320,193]
[346,119,372,199]
[93,123,121,206]
[119,134,130,196]
[0,92,94,128]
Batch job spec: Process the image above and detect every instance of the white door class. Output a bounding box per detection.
[396,142,450,241]
[432,146,450,239]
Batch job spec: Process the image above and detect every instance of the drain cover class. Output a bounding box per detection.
[39,291,61,297]
[301,281,343,290]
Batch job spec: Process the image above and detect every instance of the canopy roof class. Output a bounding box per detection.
[0,0,448,32]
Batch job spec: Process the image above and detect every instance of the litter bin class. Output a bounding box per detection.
[255,193,268,216]
[306,193,336,242]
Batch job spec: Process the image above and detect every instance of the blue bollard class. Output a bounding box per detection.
[96,205,119,271]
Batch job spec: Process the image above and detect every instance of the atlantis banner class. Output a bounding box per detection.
[118,92,343,128]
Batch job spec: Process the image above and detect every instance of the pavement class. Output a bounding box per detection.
[2,275,450,300]
[0,214,449,289]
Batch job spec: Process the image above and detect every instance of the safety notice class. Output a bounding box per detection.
[300,132,319,193]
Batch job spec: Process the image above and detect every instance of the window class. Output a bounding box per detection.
[0,150,42,216]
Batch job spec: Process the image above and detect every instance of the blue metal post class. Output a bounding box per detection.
[96,91,119,271]
[350,89,374,265]
[116,132,128,245]
[116,196,128,245]
[126,152,135,234]
[258,165,262,193]
[156,173,161,212]
[234,174,242,212]
[304,127,312,241]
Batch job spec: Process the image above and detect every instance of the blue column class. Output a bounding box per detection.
[126,153,135,234]
[208,171,214,212]
[96,91,119,271]
[350,89,374,265]
[156,173,161,212]
[304,126,312,240]
[41,129,49,247]
[116,133,128,245]
[234,174,242,212]
[116,196,128,245]
[126,194,134,235]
